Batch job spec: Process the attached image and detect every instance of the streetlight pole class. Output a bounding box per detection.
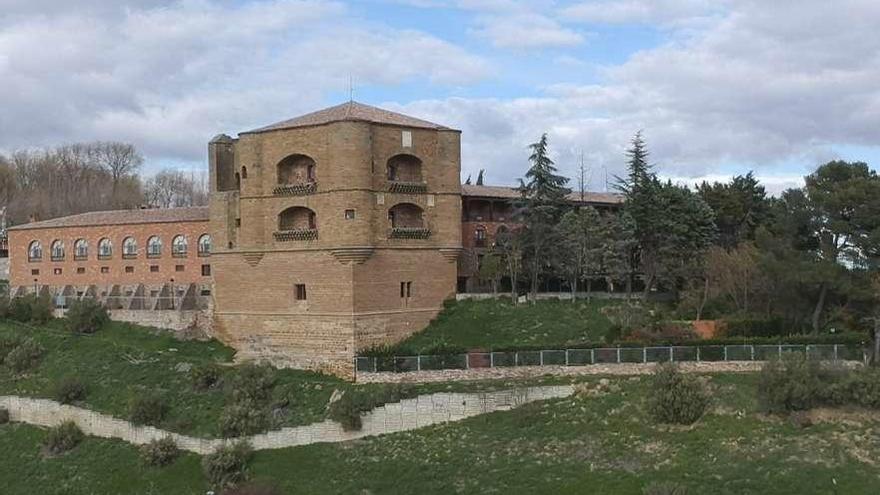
[170,278,175,310]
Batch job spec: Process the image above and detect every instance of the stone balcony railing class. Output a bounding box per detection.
[388,181,427,194]
[273,182,317,196]
[389,227,432,239]
[274,229,319,242]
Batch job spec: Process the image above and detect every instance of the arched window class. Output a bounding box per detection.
[28,241,42,262]
[147,236,162,257]
[172,235,188,257]
[474,226,487,247]
[74,239,88,260]
[388,203,425,228]
[278,207,317,231]
[276,154,316,185]
[50,240,65,261]
[386,154,422,182]
[122,237,137,258]
[198,234,212,256]
[98,238,112,259]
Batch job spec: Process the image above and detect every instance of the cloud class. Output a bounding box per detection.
[561,0,726,26]
[473,12,586,48]
[0,0,490,164]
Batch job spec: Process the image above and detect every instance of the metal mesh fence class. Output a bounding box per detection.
[355,343,865,374]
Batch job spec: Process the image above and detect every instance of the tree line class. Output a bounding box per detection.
[0,142,208,227]
[479,132,880,335]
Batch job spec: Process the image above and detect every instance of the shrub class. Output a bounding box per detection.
[191,363,223,391]
[43,420,84,455]
[647,363,710,425]
[8,293,53,324]
[643,481,689,495]
[221,481,283,495]
[64,299,109,334]
[0,335,22,362]
[0,408,9,424]
[129,393,169,426]
[723,317,793,338]
[54,377,87,404]
[140,436,180,467]
[220,400,270,437]
[757,353,825,413]
[4,338,45,373]
[202,441,253,489]
[824,366,880,409]
[228,364,276,404]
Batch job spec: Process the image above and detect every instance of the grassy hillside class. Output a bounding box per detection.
[2,373,879,494]
[393,299,617,353]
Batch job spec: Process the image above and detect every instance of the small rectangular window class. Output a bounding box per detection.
[175,265,185,272]
[295,284,307,301]
[400,281,412,298]
[76,267,85,274]
[53,268,62,275]
[150,265,159,273]
[31,269,40,276]
[125,266,134,273]
[100,267,110,274]
[402,130,412,148]
[344,209,356,220]
[235,218,241,227]
[201,264,212,276]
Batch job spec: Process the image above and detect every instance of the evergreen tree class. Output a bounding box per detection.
[698,172,770,249]
[476,169,485,186]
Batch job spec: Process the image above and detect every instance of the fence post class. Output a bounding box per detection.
[465,353,470,369]
[643,348,647,363]
[374,357,378,373]
[565,349,569,366]
[417,355,421,372]
[539,351,544,366]
[490,352,495,368]
[778,345,782,359]
[515,352,519,366]
[696,346,701,362]
[833,344,839,361]
[590,348,595,365]
[669,346,674,362]
[750,345,755,361]
[617,348,621,364]
[723,346,728,361]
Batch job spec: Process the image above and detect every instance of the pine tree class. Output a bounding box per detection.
[476,169,485,186]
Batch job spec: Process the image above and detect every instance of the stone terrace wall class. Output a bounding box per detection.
[0,385,574,455]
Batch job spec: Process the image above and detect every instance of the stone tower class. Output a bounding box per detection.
[208,102,462,377]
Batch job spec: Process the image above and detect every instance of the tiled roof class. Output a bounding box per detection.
[8,207,209,231]
[461,184,623,205]
[243,101,455,134]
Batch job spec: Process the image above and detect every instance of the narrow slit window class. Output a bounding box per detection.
[295,284,307,301]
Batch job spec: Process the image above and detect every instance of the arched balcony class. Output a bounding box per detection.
[386,154,426,194]
[274,154,317,196]
[275,206,318,241]
[388,203,431,239]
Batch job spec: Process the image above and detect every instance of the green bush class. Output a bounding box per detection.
[0,408,9,424]
[757,354,826,413]
[140,436,180,467]
[643,481,689,495]
[0,335,22,362]
[202,441,253,489]
[8,293,53,324]
[64,298,109,334]
[647,363,710,425]
[221,482,283,495]
[220,400,270,437]
[54,377,86,404]
[129,393,169,426]
[43,420,84,455]
[228,364,276,404]
[723,317,794,338]
[191,363,223,391]
[4,338,45,373]
[823,367,880,409]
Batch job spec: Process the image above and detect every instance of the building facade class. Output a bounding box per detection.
[207,102,462,376]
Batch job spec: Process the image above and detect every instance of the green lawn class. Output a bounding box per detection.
[2,373,879,494]
[393,298,617,352]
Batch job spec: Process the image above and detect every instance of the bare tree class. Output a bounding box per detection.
[90,142,143,204]
[143,169,209,208]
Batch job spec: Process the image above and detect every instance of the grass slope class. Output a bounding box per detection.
[3,373,878,494]
[394,299,616,352]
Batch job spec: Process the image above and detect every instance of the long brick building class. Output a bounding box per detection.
[7,102,621,377]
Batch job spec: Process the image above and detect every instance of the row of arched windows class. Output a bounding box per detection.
[29,234,211,262]
[248,153,424,188]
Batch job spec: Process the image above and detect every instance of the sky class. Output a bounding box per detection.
[2,0,880,194]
